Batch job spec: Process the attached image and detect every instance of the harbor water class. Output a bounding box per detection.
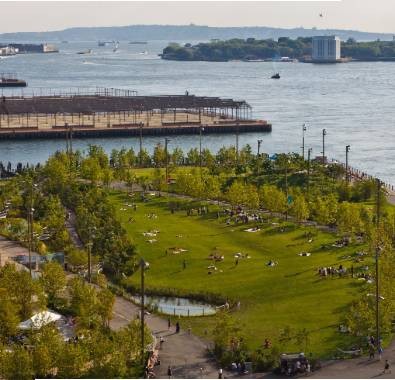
[0,40,394,183]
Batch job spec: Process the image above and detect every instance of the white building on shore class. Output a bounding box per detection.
[312,36,341,62]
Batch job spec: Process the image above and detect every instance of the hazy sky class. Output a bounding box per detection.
[1,0,395,34]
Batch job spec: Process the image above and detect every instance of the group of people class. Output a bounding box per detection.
[186,206,209,216]
[317,264,348,278]
[223,207,264,225]
[281,358,311,376]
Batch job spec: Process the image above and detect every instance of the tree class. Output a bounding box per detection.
[153,143,166,167]
[97,288,115,328]
[81,157,103,184]
[30,325,63,378]
[40,261,67,307]
[0,289,20,342]
[226,181,245,207]
[69,277,99,329]
[1,344,33,380]
[259,185,286,215]
[171,147,184,166]
[0,263,44,319]
[187,148,200,166]
[291,195,309,223]
[212,311,246,366]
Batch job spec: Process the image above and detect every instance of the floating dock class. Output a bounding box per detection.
[0,88,271,140]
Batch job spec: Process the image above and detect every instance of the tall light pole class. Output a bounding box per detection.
[285,158,289,220]
[139,122,143,167]
[86,242,93,283]
[257,139,263,157]
[345,145,351,183]
[165,137,171,184]
[307,148,312,199]
[235,126,239,163]
[322,129,327,163]
[302,123,307,159]
[27,181,37,276]
[140,259,149,366]
[199,126,204,177]
[375,178,381,349]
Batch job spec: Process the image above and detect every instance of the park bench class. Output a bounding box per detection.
[336,348,362,358]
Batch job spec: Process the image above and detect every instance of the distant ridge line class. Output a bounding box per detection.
[0,24,393,42]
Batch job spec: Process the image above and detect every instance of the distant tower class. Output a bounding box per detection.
[312,36,341,63]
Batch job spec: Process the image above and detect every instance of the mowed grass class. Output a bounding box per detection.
[109,191,368,358]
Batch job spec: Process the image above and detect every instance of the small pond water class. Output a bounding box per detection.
[132,295,217,317]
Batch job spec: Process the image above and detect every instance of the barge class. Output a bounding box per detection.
[0,74,27,87]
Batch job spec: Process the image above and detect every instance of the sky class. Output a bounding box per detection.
[0,0,395,34]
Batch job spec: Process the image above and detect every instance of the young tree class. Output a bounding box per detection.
[40,262,67,307]
[0,289,20,342]
[96,288,115,328]
[291,195,309,223]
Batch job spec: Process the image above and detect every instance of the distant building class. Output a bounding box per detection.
[312,36,341,62]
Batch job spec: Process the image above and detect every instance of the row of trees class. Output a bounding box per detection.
[162,37,395,62]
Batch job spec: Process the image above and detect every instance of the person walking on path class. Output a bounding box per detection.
[378,345,383,360]
[176,321,180,333]
[167,317,171,330]
[383,360,391,374]
[369,344,375,360]
[167,365,173,379]
[218,368,223,379]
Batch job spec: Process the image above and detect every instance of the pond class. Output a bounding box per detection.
[132,295,217,317]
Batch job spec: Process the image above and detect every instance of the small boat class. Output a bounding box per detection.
[113,41,119,52]
[271,73,280,79]
[0,73,27,87]
[129,41,148,45]
[77,49,92,55]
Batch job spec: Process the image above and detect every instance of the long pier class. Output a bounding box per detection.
[0,88,271,140]
[0,121,271,140]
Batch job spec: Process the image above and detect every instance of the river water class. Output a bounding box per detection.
[0,41,394,183]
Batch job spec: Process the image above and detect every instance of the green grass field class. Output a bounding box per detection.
[109,190,370,358]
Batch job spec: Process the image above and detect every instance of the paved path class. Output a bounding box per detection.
[110,296,220,378]
[310,347,395,379]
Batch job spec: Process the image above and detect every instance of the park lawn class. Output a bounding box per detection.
[108,191,369,358]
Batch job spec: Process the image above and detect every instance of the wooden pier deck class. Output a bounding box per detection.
[0,90,271,140]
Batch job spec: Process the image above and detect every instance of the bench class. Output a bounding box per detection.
[336,348,362,358]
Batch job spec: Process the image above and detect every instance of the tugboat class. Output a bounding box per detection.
[0,73,27,87]
[271,73,280,79]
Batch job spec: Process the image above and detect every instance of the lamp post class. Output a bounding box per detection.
[302,123,307,159]
[285,158,289,220]
[375,178,381,349]
[199,126,204,176]
[27,181,37,276]
[86,241,93,283]
[140,259,149,366]
[139,122,143,167]
[257,139,263,157]
[307,148,312,199]
[345,145,351,183]
[165,138,171,184]
[235,126,239,163]
[322,129,327,163]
